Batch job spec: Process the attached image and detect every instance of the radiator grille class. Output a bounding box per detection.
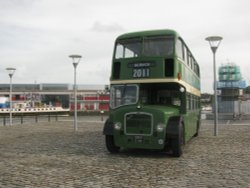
[125,113,153,135]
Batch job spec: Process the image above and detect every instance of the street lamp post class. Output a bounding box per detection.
[69,55,82,132]
[6,67,16,126]
[205,36,223,136]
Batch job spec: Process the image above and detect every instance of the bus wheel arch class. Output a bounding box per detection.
[194,119,200,137]
[103,118,114,135]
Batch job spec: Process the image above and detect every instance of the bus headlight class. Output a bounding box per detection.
[114,122,122,130]
[156,123,165,132]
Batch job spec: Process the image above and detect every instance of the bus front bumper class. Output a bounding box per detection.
[114,133,166,150]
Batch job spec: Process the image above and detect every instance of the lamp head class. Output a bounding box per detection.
[69,54,82,68]
[69,54,82,62]
[205,36,223,53]
[6,67,16,77]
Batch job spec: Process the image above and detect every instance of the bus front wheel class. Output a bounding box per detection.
[171,124,184,157]
[105,135,120,153]
[194,120,200,137]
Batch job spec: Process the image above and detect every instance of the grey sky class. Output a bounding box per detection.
[0,0,250,93]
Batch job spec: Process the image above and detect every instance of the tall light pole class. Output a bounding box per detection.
[205,36,223,136]
[6,67,16,126]
[69,54,82,132]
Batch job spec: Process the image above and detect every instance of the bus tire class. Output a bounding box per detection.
[171,123,184,157]
[105,135,120,153]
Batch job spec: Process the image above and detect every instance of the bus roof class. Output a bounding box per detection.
[116,29,179,40]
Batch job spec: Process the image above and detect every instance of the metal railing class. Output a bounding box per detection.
[1,114,64,126]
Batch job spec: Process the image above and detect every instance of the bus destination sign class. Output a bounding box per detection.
[128,62,155,78]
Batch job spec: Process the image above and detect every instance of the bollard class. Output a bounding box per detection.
[35,115,38,123]
[48,113,51,122]
[3,116,6,126]
[56,114,58,122]
[21,115,23,124]
[100,111,104,121]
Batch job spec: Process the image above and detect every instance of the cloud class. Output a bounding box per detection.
[0,0,250,93]
[91,21,124,33]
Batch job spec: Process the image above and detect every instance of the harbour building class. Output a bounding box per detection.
[0,83,109,112]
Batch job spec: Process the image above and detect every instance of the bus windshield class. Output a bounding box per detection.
[140,83,182,107]
[115,36,174,59]
[110,85,138,109]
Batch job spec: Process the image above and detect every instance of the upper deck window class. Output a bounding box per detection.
[144,36,174,57]
[114,35,174,59]
[115,38,141,59]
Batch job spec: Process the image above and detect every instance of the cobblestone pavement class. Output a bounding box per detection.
[0,117,249,188]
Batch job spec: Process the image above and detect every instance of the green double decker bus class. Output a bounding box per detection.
[103,29,201,157]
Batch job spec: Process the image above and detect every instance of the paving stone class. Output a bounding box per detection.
[0,117,249,187]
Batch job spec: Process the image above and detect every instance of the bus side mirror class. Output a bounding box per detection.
[105,85,110,93]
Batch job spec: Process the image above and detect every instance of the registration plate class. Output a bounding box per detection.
[134,135,144,143]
